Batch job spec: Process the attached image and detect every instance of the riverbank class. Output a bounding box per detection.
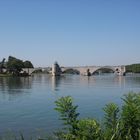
[0,73,30,77]
[0,73,13,77]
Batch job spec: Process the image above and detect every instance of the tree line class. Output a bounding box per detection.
[126,64,140,73]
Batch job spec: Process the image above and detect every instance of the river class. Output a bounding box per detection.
[0,74,140,137]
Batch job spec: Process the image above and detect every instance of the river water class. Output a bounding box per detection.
[0,74,140,137]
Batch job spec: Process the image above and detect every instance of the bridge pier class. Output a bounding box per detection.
[52,62,62,76]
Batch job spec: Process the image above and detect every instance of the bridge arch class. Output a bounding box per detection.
[62,68,80,75]
[61,66,125,76]
[91,67,115,74]
[90,66,122,75]
[22,68,50,75]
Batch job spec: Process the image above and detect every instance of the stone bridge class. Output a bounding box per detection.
[61,66,126,76]
[22,65,126,76]
[22,67,51,75]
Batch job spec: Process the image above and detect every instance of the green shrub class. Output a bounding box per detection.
[55,96,79,135]
[103,103,120,139]
[55,92,140,140]
[121,93,140,139]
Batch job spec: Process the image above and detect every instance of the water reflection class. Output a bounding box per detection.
[0,77,32,100]
[0,74,140,100]
[51,76,61,91]
[0,74,140,136]
[114,76,126,88]
[51,75,128,91]
[78,75,126,88]
[77,76,95,88]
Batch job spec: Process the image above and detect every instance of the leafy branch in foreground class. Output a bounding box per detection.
[103,103,120,139]
[121,93,140,139]
[55,96,79,135]
[55,92,140,140]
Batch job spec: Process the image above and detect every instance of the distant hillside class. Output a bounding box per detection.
[126,64,140,73]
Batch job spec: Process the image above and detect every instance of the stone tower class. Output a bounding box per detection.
[52,62,62,76]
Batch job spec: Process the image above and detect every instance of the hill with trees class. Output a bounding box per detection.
[126,64,140,73]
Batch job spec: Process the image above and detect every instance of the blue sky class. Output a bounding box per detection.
[0,0,140,67]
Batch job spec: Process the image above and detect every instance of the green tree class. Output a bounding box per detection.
[126,64,140,73]
[23,60,34,68]
[6,56,24,75]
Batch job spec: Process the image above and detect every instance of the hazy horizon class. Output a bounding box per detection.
[0,0,140,67]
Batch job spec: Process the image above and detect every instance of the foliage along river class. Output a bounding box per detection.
[0,74,140,137]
